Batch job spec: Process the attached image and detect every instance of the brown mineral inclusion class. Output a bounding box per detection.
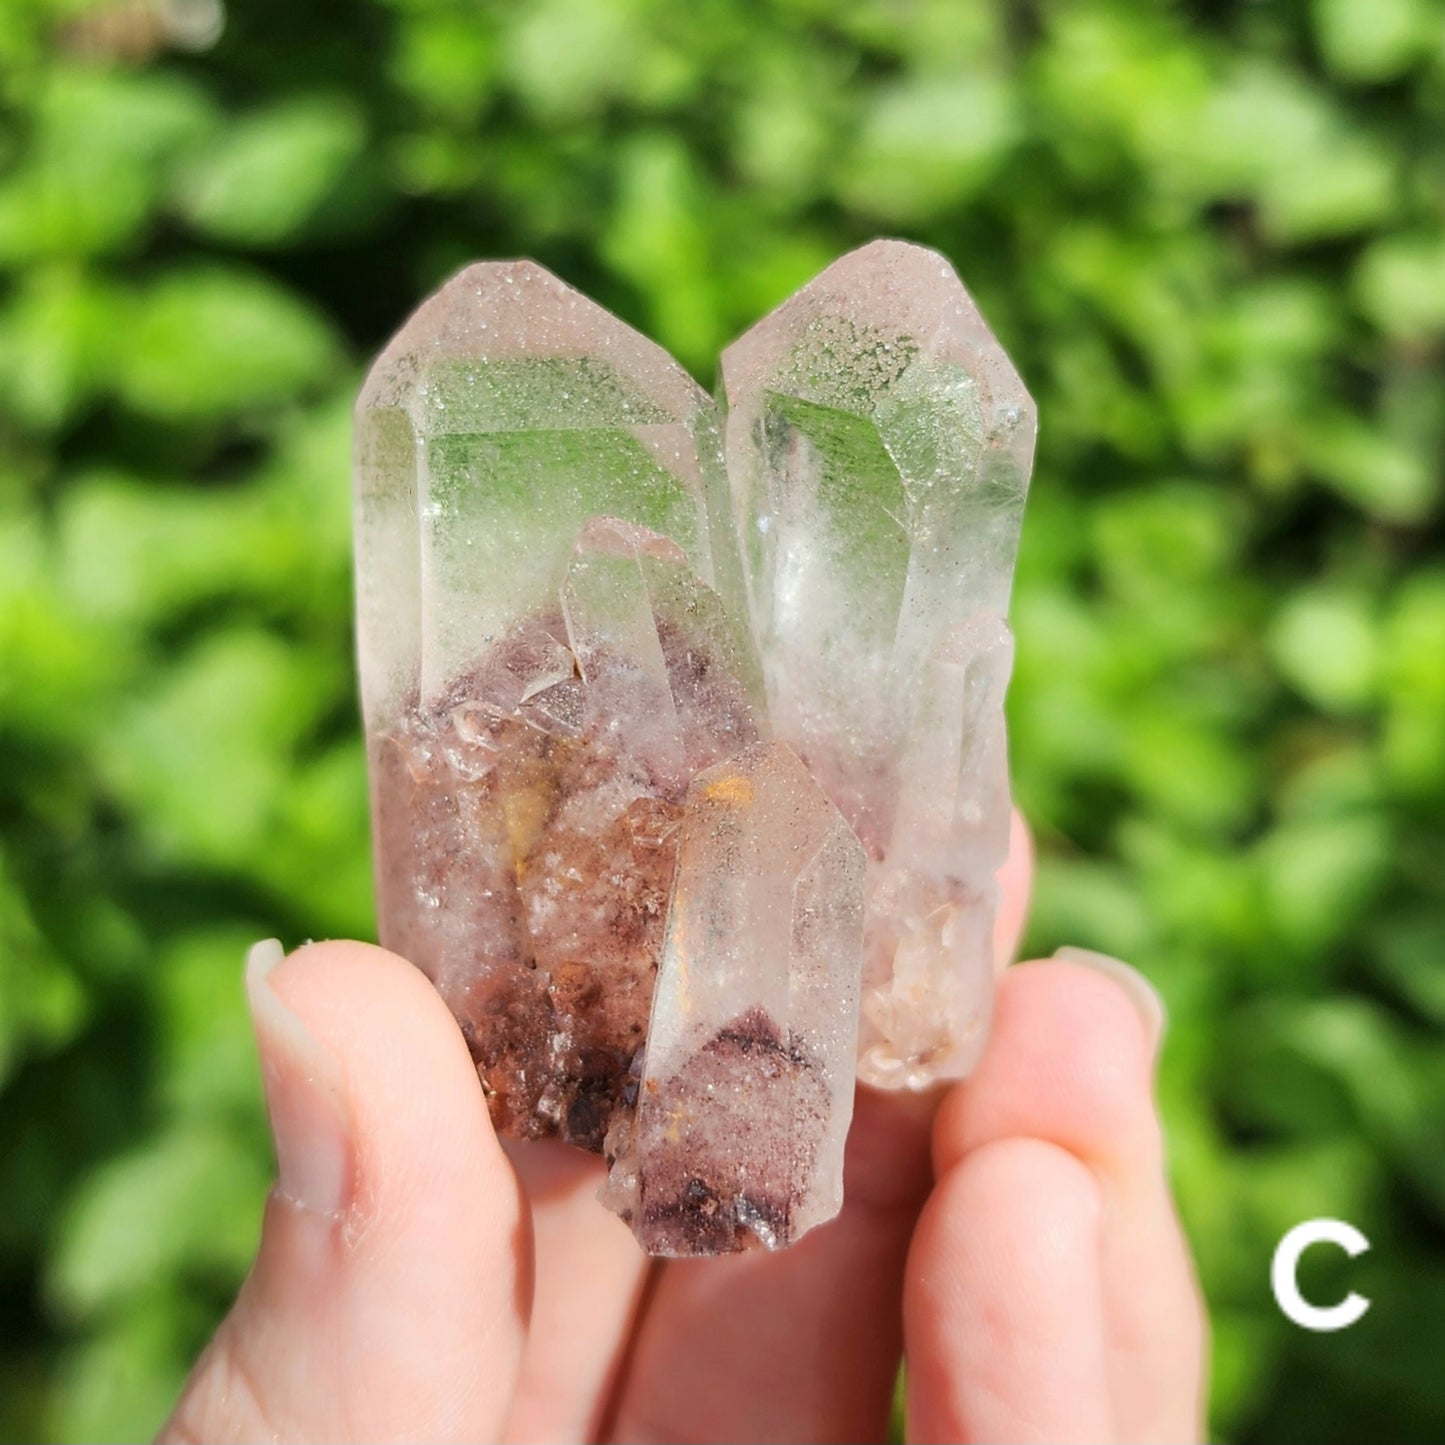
[373,598,760,1153]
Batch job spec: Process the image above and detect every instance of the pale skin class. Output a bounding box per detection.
[161,815,1208,1444]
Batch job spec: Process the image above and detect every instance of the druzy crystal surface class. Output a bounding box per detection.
[355,244,1033,1255]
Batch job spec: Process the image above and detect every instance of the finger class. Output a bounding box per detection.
[906,1137,1115,1444]
[160,940,531,1445]
[993,808,1034,971]
[929,955,1207,1444]
[502,1143,652,1444]
[608,817,1037,1444]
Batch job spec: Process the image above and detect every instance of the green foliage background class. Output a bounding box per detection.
[0,0,1442,1439]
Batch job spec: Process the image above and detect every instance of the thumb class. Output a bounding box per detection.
[159,940,531,1444]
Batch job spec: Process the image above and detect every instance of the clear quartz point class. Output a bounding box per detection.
[720,240,1035,1088]
[355,259,742,713]
[600,741,865,1255]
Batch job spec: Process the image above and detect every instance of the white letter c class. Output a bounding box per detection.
[1272,1218,1371,1332]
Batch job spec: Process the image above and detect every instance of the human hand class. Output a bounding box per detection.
[160,815,1206,1444]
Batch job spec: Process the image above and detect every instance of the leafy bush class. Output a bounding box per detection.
[0,0,1441,1440]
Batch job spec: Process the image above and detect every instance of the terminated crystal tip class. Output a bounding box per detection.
[720,240,1034,1087]
[355,241,1033,1257]
[355,260,743,710]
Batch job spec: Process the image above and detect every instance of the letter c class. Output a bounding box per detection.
[1272,1218,1371,1332]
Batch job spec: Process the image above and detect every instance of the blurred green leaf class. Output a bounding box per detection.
[174,97,368,246]
[839,73,1018,221]
[1180,61,1398,241]
[258,740,375,938]
[0,846,87,1088]
[1091,481,1241,614]
[57,470,280,627]
[1313,0,1439,82]
[98,630,341,867]
[503,0,648,120]
[1244,996,1445,1214]
[0,510,134,738]
[1269,586,1381,712]
[1037,6,1211,184]
[49,1126,266,1317]
[1026,854,1155,961]
[1372,912,1445,1026]
[1355,231,1445,342]
[0,266,125,430]
[46,1299,193,1445]
[116,266,339,422]
[1383,571,1445,708]
[1304,412,1439,523]
[1117,704,1257,831]
[1256,814,1393,954]
[1274,743,1383,821]
[602,132,719,370]
[389,10,499,122]
[0,67,216,261]
[730,51,839,196]
[1380,570,1445,792]
[154,927,265,1119]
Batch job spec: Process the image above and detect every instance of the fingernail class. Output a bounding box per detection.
[1051,946,1167,1053]
[246,939,353,1218]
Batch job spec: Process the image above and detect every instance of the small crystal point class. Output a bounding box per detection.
[720,240,1035,1088]
[601,740,866,1255]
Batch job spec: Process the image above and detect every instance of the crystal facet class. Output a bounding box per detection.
[355,242,1033,1255]
[720,240,1034,1086]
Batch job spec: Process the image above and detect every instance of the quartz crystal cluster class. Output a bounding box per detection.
[355,242,1034,1256]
